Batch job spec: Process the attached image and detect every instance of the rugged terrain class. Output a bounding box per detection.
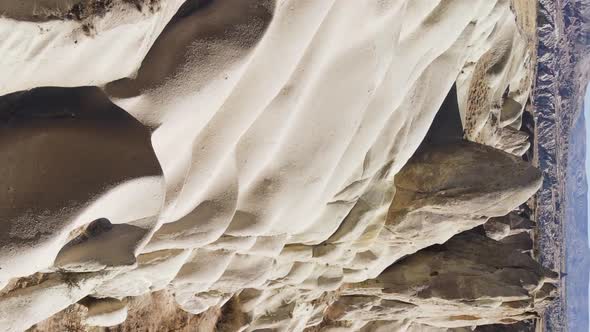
[533,0,590,330]
[0,0,574,331]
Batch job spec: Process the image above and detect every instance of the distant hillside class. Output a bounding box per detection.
[534,0,590,330]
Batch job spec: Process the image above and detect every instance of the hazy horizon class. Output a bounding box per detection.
[585,83,590,332]
[587,84,590,246]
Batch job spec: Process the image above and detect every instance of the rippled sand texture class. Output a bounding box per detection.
[0,1,546,331]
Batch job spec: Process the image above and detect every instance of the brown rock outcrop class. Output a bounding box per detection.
[484,213,535,241]
[330,232,556,330]
[370,140,542,271]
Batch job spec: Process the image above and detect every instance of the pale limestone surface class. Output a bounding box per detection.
[83,297,128,327]
[0,1,543,331]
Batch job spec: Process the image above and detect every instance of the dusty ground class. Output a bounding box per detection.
[27,291,221,332]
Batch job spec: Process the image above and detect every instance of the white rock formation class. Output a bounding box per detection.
[0,0,544,330]
[0,272,116,332]
[0,0,186,95]
[456,0,534,156]
[83,297,128,327]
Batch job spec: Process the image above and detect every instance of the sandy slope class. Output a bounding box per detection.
[0,0,541,331]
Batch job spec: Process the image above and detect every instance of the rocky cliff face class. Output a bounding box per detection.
[0,1,557,331]
[329,232,555,330]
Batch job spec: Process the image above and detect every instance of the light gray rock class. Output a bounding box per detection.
[374,140,542,269]
[83,297,128,327]
[484,212,534,241]
[334,232,556,329]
